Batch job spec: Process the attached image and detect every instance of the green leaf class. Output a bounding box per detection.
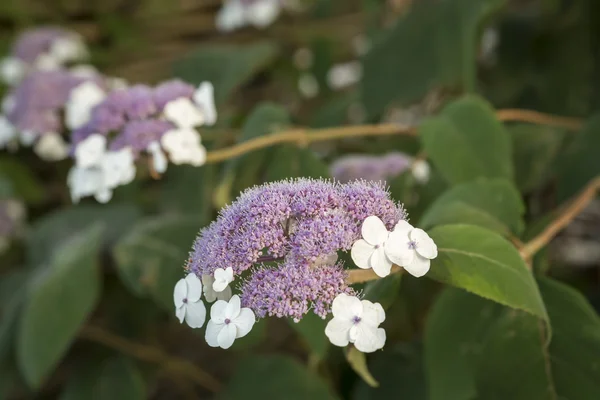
[557,115,600,201]
[60,357,146,400]
[427,224,547,320]
[346,346,379,388]
[17,224,104,389]
[362,0,505,117]
[0,158,44,205]
[222,355,338,400]
[419,96,513,185]
[265,145,330,181]
[229,103,291,195]
[27,204,142,267]
[113,215,202,310]
[419,178,525,235]
[353,344,427,400]
[289,313,329,361]
[173,41,279,104]
[159,164,216,220]
[0,271,28,364]
[509,124,566,193]
[362,273,403,310]
[426,279,600,400]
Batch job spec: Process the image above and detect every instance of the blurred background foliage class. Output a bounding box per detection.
[1,0,600,399]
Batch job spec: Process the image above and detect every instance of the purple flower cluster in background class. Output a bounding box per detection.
[188,178,406,321]
[330,152,413,183]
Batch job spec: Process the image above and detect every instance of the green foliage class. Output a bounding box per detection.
[290,313,329,361]
[428,225,547,321]
[173,41,280,104]
[426,279,600,400]
[17,225,104,389]
[0,158,45,205]
[420,178,525,235]
[419,96,514,185]
[113,215,201,310]
[222,355,338,400]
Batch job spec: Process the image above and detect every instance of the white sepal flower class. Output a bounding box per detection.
[67,165,108,203]
[350,215,394,277]
[0,117,16,148]
[69,65,99,79]
[66,81,106,130]
[19,130,37,146]
[205,295,255,349]
[202,275,233,303]
[213,267,234,293]
[49,36,88,63]
[147,141,168,174]
[33,133,69,161]
[386,221,437,278]
[34,53,60,71]
[100,148,136,188]
[164,97,205,129]
[247,0,281,28]
[75,134,106,168]
[173,273,207,328]
[411,159,430,184]
[0,57,26,85]
[325,293,386,353]
[160,128,206,166]
[216,0,246,32]
[193,82,217,126]
[327,61,362,91]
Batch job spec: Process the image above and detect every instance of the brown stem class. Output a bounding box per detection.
[346,266,402,284]
[79,326,222,393]
[496,109,583,131]
[520,176,600,260]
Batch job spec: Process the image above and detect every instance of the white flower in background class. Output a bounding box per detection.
[298,73,319,98]
[0,117,16,149]
[479,27,499,66]
[70,65,100,78]
[74,134,106,168]
[100,148,136,188]
[67,165,110,203]
[325,293,386,353]
[147,141,168,174]
[213,267,234,292]
[327,61,362,90]
[161,128,206,166]
[0,57,26,85]
[164,97,205,129]
[216,0,281,32]
[34,53,60,71]
[411,159,430,184]
[66,81,106,130]
[386,221,438,278]
[202,275,233,303]
[33,133,69,161]
[49,35,88,64]
[19,130,37,146]
[351,216,395,277]
[173,273,207,328]
[193,82,217,126]
[246,0,281,28]
[205,295,256,349]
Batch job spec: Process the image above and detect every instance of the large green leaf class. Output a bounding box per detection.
[17,225,103,389]
[509,124,566,193]
[427,224,547,320]
[27,204,142,267]
[0,271,28,364]
[426,279,600,400]
[222,355,338,400]
[362,0,505,117]
[60,357,146,400]
[419,178,524,235]
[557,115,600,201]
[419,96,513,185]
[113,215,202,310]
[173,41,279,104]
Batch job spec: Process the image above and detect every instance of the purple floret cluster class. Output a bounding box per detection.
[330,152,413,183]
[71,79,195,154]
[188,178,406,321]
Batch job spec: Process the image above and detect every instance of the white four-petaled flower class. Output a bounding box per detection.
[351,216,437,278]
[193,82,217,126]
[202,275,233,303]
[325,293,386,353]
[173,273,207,328]
[33,132,69,161]
[160,128,206,166]
[385,220,438,278]
[0,57,26,85]
[147,141,168,174]
[164,97,205,129]
[205,295,256,349]
[74,134,106,168]
[65,81,106,130]
[213,267,234,292]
